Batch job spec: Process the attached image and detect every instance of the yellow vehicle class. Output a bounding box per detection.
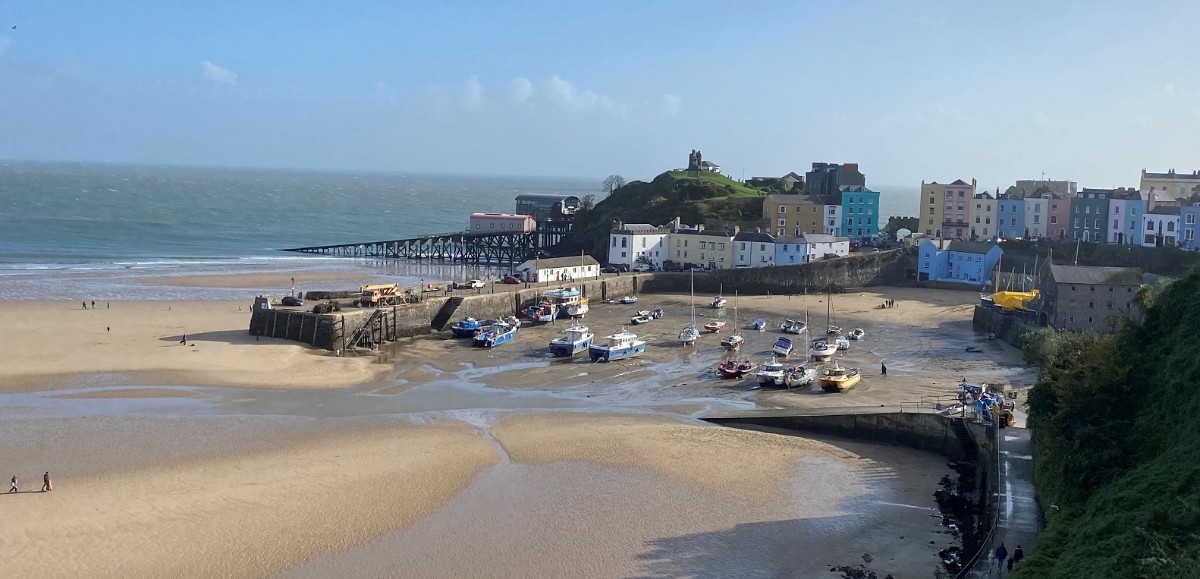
[818,362,862,393]
[359,283,399,307]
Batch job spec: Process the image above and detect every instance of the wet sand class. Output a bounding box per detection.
[0,300,393,392]
[135,270,377,289]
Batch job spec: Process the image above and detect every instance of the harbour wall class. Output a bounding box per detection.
[248,251,907,351]
[704,409,993,462]
[971,305,1040,350]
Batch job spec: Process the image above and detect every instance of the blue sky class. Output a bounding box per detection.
[1,0,1198,188]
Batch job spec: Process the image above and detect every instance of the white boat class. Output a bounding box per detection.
[549,322,594,357]
[634,309,651,317]
[680,269,699,346]
[810,338,838,358]
[848,328,865,340]
[703,320,726,333]
[836,336,851,351]
[544,286,583,319]
[786,364,818,387]
[651,307,665,319]
[720,291,744,350]
[756,358,787,387]
[567,298,589,317]
[772,336,793,357]
[710,296,726,309]
[752,318,766,331]
[589,330,647,362]
[630,314,652,325]
[780,319,807,334]
[619,295,638,304]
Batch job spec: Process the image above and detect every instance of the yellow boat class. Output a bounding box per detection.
[818,362,861,393]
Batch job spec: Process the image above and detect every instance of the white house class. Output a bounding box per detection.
[1022,196,1047,240]
[801,233,850,261]
[734,231,776,267]
[823,205,842,236]
[516,255,600,283]
[1143,206,1181,247]
[608,223,671,269]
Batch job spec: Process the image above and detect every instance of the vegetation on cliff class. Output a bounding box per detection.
[1015,268,1200,578]
[558,171,768,258]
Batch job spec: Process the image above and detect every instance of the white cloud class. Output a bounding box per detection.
[543,75,627,117]
[0,36,10,57]
[462,75,484,109]
[201,60,238,85]
[661,94,682,116]
[510,77,534,103]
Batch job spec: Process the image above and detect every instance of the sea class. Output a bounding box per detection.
[0,160,918,300]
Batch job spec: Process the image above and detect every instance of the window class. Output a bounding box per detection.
[1187,230,1195,241]
[929,208,935,215]
[959,191,965,197]
[1035,204,1041,212]
[1130,220,1135,229]
[1168,222,1175,232]
[779,205,786,214]
[1113,219,1118,228]
[611,237,617,246]
[1050,216,1057,224]
[1090,286,1095,292]
[620,251,626,257]
[641,238,646,248]
[1071,286,1076,291]
[986,217,991,224]
[620,238,627,247]
[1114,206,1120,215]
[1094,219,1101,229]
[975,217,981,224]
[778,218,786,227]
[1089,301,1095,309]
[1188,214,1196,225]
[1074,218,1080,228]
[828,208,836,215]
[1085,206,1091,214]
[1011,218,1016,226]
[1033,215,1040,224]
[740,242,746,250]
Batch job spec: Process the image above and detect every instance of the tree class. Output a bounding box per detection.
[579,194,596,211]
[602,174,626,196]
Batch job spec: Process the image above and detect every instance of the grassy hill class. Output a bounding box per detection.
[557,171,772,258]
[1015,268,1200,577]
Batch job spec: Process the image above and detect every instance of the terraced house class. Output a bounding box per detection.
[839,186,880,242]
[1069,188,1112,242]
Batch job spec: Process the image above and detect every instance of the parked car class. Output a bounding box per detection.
[502,275,522,284]
[601,265,629,274]
[632,264,653,272]
[281,296,303,307]
[458,279,485,289]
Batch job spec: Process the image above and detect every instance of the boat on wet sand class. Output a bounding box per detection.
[772,336,793,356]
[680,269,699,346]
[819,362,861,392]
[567,298,589,317]
[474,317,520,348]
[720,292,744,350]
[450,317,484,338]
[630,313,652,325]
[810,338,837,359]
[549,322,594,357]
[787,364,818,387]
[717,359,755,379]
[848,328,865,340]
[589,330,647,362]
[752,318,766,331]
[756,358,787,387]
[779,319,806,334]
[619,295,638,304]
[836,336,851,351]
[703,320,726,333]
[525,300,558,323]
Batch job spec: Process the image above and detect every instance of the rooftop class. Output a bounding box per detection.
[1149,206,1182,216]
[1143,169,1200,180]
[947,241,999,255]
[799,233,847,243]
[949,179,971,186]
[734,231,776,243]
[519,255,600,270]
[1049,264,1143,286]
[514,193,581,203]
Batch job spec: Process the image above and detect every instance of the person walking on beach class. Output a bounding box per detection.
[42,472,52,492]
[82,301,87,310]
[994,543,1008,572]
[881,362,887,376]
[180,333,187,345]
[91,300,96,309]
[9,475,17,493]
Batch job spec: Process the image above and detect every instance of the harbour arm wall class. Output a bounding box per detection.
[248,249,910,352]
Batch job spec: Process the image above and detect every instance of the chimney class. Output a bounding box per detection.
[697,224,705,232]
[972,178,977,190]
[733,225,741,235]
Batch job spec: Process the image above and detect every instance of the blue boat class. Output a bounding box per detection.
[549,322,594,357]
[525,300,559,323]
[588,330,647,362]
[450,317,484,338]
[474,317,520,348]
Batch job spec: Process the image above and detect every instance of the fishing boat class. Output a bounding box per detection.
[567,298,589,317]
[680,269,700,346]
[848,327,866,341]
[589,330,646,362]
[619,295,638,304]
[810,338,838,359]
[474,317,520,348]
[720,292,744,350]
[717,359,755,379]
[548,322,594,357]
[752,318,766,331]
[836,336,851,351]
[786,364,818,387]
[779,319,806,334]
[818,362,862,392]
[525,300,559,323]
[772,336,794,357]
[543,287,583,318]
[651,307,665,319]
[756,357,787,387]
[703,320,726,333]
[710,283,726,309]
[450,317,484,338]
[630,313,652,325]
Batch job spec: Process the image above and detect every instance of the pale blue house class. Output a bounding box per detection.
[774,238,810,265]
[1180,197,1200,250]
[996,194,1025,239]
[919,240,1003,285]
[839,186,881,242]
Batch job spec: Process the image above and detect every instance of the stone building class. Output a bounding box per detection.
[1042,264,1142,333]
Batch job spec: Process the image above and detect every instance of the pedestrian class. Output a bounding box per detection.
[994,543,1008,571]
[1007,556,1014,573]
[1013,545,1024,565]
[881,362,887,376]
[107,301,110,309]
[42,471,52,492]
[91,300,96,309]
[82,301,87,310]
[180,333,187,345]
[9,475,17,493]
[107,326,110,333]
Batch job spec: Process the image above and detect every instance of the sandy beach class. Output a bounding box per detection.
[0,300,392,391]
[0,272,1030,577]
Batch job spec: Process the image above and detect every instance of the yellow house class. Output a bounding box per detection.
[920,181,946,237]
[763,194,829,237]
[668,228,737,269]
